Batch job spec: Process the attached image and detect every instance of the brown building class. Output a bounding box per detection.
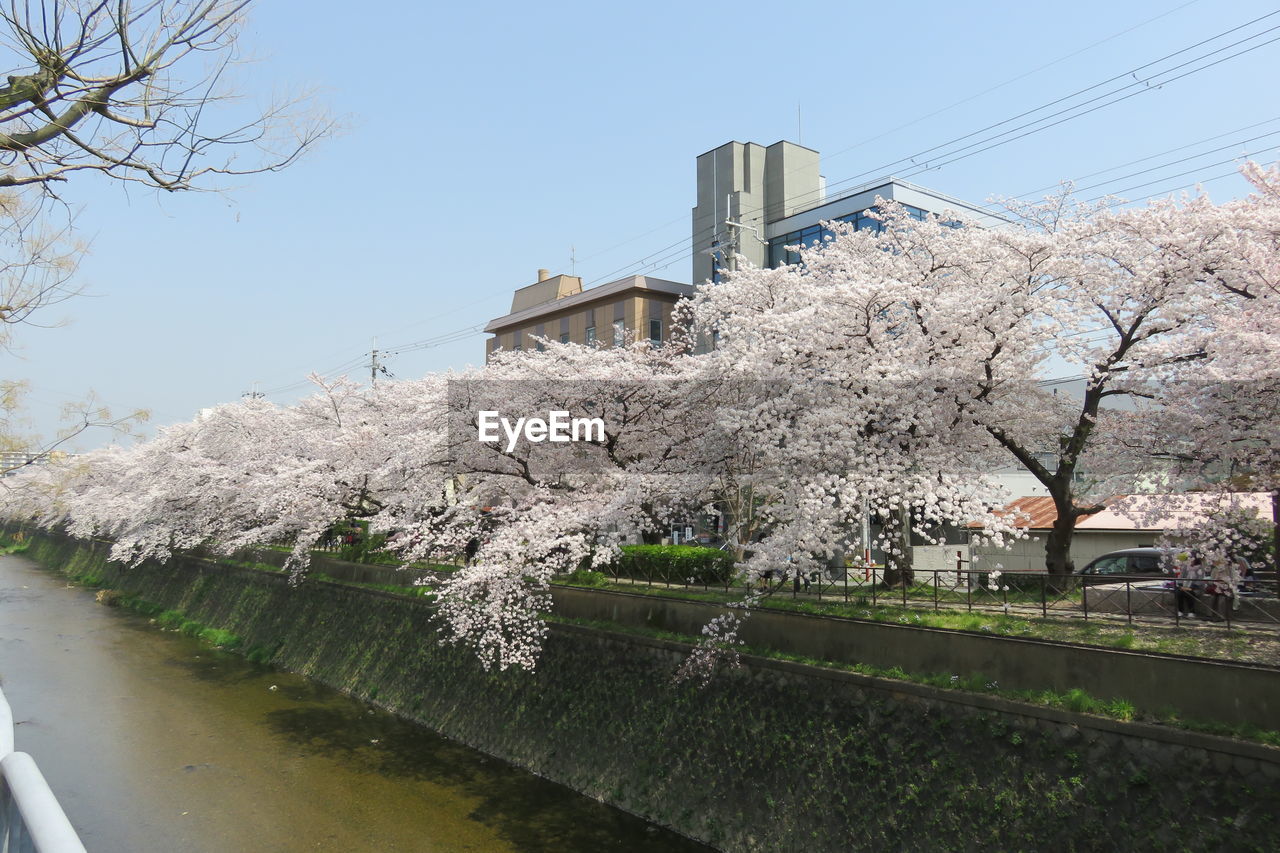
[484,270,695,360]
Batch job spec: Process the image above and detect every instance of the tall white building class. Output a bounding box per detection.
[692,140,1005,285]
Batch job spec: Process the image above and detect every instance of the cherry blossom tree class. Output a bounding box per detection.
[685,256,1023,586]
[378,341,721,670]
[6,164,1278,674]
[1097,164,1280,579]
[5,341,725,671]
[688,167,1279,577]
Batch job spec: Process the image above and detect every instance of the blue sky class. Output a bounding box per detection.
[8,0,1280,445]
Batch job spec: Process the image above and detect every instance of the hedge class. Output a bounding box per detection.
[605,544,737,585]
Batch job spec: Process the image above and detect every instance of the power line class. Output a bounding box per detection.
[1086,166,1249,205]
[883,30,1280,189]
[820,9,1280,200]
[590,10,1280,286]
[251,13,1280,397]
[576,4,1208,285]
[255,324,487,400]
[993,116,1280,203]
[822,1,1206,169]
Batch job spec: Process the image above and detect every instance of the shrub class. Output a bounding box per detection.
[604,544,736,585]
[561,568,608,587]
[94,589,123,607]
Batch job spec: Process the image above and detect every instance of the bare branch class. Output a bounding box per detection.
[0,0,331,193]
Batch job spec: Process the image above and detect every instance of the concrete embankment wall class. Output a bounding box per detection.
[18,531,1280,852]
[552,587,1280,730]
[260,550,1280,730]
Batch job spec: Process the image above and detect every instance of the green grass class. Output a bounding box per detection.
[122,604,246,651]
[0,539,29,555]
[550,576,1276,663]
[550,613,1280,747]
[224,559,285,573]
[309,571,438,599]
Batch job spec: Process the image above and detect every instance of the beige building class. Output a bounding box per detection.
[484,269,695,359]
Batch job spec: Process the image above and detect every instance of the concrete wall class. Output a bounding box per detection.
[551,586,1280,730]
[973,530,1161,573]
[17,531,1280,852]
[235,544,1280,730]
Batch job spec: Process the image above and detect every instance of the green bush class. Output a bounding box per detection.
[561,569,608,587]
[605,545,736,585]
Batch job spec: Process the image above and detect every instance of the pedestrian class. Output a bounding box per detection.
[1174,554,1204,620]
[1207,553,1239,622]
[1230,552,1252,605]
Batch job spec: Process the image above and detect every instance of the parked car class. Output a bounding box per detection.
[1074,547,1174,577]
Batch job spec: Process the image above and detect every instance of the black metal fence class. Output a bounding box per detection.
[596,563,1280,628]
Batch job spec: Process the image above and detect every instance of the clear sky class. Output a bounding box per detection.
[7,0,1279,447]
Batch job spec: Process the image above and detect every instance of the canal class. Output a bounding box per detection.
[0,553,711,852]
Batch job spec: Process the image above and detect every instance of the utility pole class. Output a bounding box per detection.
[369,341,394,387]
[724,193,738,273]
[723,192,765,273]
[242,381,264,400]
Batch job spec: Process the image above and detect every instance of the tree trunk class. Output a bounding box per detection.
[1272,488,1279,598]
[881,504,915,588]
[1044,512,1077,576]
[1043,486,1081,593]
[639,502,664,544]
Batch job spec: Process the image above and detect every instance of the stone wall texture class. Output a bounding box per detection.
[18,531,1280,852]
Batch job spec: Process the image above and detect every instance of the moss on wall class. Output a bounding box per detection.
[19,532,1280,852]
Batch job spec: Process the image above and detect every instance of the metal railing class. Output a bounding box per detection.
[0,687,86,853]
[595,562,1280,629]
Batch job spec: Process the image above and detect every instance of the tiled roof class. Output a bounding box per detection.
[1001,496,1068,529]
[484,275,694,333]
[979,493,1271,532]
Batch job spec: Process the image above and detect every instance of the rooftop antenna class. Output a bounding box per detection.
[570,245,577,276]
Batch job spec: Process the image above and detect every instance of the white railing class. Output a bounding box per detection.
[0,687,86,853]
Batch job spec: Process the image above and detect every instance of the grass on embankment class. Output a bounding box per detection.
[549,613,1280,748]
[554,575,1273,665]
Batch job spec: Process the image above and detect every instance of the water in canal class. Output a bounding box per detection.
[0,553,711,852]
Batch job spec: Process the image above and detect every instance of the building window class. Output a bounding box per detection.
[560,332,570,344]
[649,318,661,345]
[535,340,545,352]
[612,318,625,346]
[586,325,596,344]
